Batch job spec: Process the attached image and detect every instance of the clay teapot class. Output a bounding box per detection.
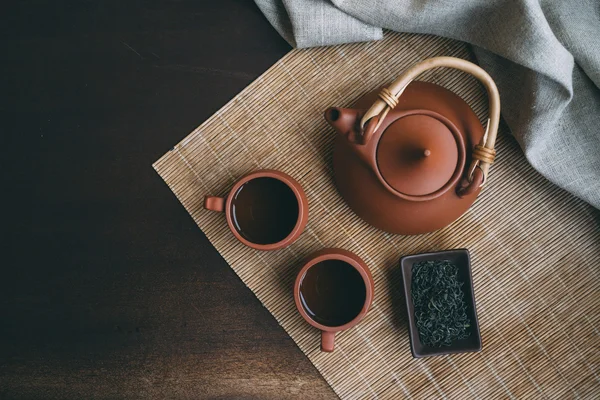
[324,57,500,235]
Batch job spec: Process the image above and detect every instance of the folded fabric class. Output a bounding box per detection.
[255,0,600,209]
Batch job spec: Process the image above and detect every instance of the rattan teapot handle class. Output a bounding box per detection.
[360,57,500,194]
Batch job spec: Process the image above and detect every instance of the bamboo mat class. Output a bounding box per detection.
[153,32,600,399]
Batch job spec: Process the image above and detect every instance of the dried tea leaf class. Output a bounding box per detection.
[411,260,471,347]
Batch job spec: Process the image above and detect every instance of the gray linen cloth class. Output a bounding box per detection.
[255,0,600,208]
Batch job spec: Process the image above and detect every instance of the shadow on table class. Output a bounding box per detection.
[386,259,409,334]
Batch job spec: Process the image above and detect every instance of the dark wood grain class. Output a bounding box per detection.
[0,1,337,398]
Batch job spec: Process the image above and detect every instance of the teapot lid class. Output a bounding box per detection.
[376,114,460,197]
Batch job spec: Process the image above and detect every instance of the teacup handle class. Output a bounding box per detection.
[204,196,225,212]
[321,331,335,352]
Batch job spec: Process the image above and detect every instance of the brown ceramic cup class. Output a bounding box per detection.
[204,170,308,251]
[294,249,374,352]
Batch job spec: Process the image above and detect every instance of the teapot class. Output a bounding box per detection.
[324,57,500,235]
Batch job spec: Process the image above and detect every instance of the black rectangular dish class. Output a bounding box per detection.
[400,249,482,358]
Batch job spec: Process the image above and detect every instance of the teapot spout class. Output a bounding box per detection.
[324,107,364,143]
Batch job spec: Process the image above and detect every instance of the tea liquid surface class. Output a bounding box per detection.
[300,260,366,327]
[231,177,299,245]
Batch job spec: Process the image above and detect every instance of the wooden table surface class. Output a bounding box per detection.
[0,1,337,398]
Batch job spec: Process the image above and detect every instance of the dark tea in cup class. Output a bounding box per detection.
[299,259,366,327]
[204,170,308,251]
[294,249,374,352]
[231,177,299,245]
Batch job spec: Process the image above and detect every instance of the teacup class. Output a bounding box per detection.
[294,248,374,352]
[204,169,308,250]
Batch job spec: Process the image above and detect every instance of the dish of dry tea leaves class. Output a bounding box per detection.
[411,260,471,347]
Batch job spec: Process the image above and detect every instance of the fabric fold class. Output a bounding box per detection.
[256,0,382,48]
